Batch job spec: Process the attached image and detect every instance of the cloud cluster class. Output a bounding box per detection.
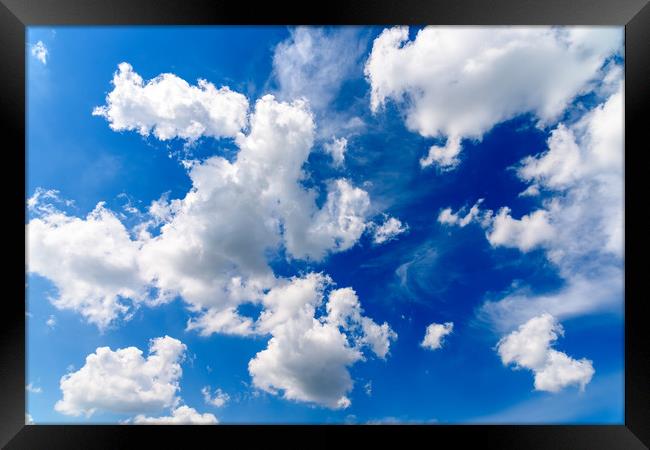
[249,274,396,409]
[29,86,375,334]
[421,322,453,350]
[479,82,624,330]
[55,336,186,417]
[497,313,594,392]
[137,94,372,335]
[434,81,623,332]
[365,26,622,169]
[31,61,400,413]
[93,63,249,141]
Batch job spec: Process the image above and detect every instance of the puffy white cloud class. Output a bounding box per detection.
[55,336,186,417]
[420,135,462,169]
[371,216,408,244]
[438,199,485,228]
[201,386,229,408]
[46,315,56,329]
[255,273,330,335]
[326,287,397,359]
[486,208,555,253]
[27,202,148,329]
[518,124,583,189]
[323,136,348,167]
[26,413,35,425]
[365,26,622,169]
[496,313,594,392]
[249,274,396,409]
[132,405,217,425]
[93,63,249,141]
[31,41,48,65]
[421,322,453,350]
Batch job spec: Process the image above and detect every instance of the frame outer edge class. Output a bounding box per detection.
[1,0,648,447]
[625,0,650,448]
[0,0,648,25]
[0,0,27,447]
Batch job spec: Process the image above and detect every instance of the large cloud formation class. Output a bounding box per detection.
[249,274,396,409]
[55,336,186,417]
[365,26,621,169]
[29,67,377,334]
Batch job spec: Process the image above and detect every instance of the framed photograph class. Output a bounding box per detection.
[2,0,648,448]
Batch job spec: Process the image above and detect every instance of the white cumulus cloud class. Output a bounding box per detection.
[27,202,148,329]
[132,405,217,425]
[365,26,622,169]
[421,322,453,350]
[496,313,594,392]
[93,63,249,142]
[249,274,396,409]
[55,336,186,417]
[486,208,555,253]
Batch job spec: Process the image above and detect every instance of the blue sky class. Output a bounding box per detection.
[26,26,624,424]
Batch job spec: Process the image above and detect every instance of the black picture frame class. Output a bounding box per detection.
[2,0,648,448]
